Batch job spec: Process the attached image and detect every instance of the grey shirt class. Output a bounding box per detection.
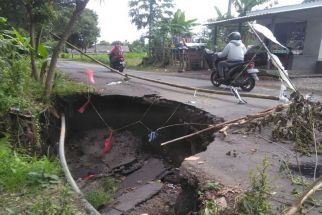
[218,40,247,61]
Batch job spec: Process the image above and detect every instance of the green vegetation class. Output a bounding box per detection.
[0,17,90,214]
[0,137,60,192]
[103,177,120,194]
[204,181,223,191]
[198,181,224,215]
[85,177,120,209]
[271,94,322,155]
[238,158,271,215]
[60,52,147,69]
[201,199,221,215]
[85,191,111,209]
[0,136,86,214]
[52,71,88,96]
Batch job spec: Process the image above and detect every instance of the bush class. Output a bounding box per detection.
[0,137,61,192]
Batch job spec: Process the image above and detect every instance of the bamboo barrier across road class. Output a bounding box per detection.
[52,33,280,101]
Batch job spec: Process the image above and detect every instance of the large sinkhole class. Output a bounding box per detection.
[56,94,222,214]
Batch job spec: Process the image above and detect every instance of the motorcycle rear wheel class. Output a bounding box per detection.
[210,71,221,87]
[240,77,255,92]
[118,66,124,72]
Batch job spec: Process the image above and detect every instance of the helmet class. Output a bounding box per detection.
[228,32,241,41]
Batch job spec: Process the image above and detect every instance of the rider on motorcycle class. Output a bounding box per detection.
[217,32,247,81]
[109,41,124,65]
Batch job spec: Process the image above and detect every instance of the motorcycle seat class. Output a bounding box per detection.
[226,61,246,68]
[226,61,250,78]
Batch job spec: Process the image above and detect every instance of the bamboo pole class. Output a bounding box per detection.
[160,103,289,146]
[52,33,280,101]
[285,175,322,215]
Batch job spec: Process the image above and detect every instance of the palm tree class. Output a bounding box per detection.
[234,0,272,16]
[233,0,273,31]
[168,9,197,37]
[143,9,197,65]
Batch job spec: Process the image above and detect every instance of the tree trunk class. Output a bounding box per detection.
[44,0,89,97]
[30,20,39,81]
[162,37,166,66]
[147,2,153,57]
[35,26,43,52]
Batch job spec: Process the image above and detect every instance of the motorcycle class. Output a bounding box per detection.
[205,50,260,92]
[109,55,125,72]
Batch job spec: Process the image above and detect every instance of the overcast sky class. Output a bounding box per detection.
[87,0,303,43]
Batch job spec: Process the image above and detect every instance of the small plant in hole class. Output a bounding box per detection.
[84,178,119,209]
[279,160,308,187]
[238,157,271,215]
[85,191,111,209]
[205,181,223,191]
[201,199,221,215]
[199,181,224,215]
[103,177,119,194]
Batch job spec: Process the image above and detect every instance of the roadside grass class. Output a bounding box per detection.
[52,71,88,96]
[0,60,90,214]
[0,183,86,215]
[0,136,86,214]
[0,136,60,192]
[60,52,146,69]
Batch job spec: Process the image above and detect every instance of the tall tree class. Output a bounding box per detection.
[24,0,57,81]
[67,9,100,52]
[0,0,57,81]
[45,0,90,96]
[147,10,197,66]
[128,38,146,53]
[1,0,93,96]
[128,0,174,55]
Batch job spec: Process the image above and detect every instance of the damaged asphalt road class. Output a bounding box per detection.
[57,59,280,120]
[57,60,322,214]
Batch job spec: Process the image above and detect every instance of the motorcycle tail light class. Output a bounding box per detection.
[247,62,255,69]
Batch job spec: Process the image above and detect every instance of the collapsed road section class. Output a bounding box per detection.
[55,94,223,214]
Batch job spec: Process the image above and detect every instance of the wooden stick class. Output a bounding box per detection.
[52,33,280,101]
[285,175,322,215]
[160,103,289,146]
